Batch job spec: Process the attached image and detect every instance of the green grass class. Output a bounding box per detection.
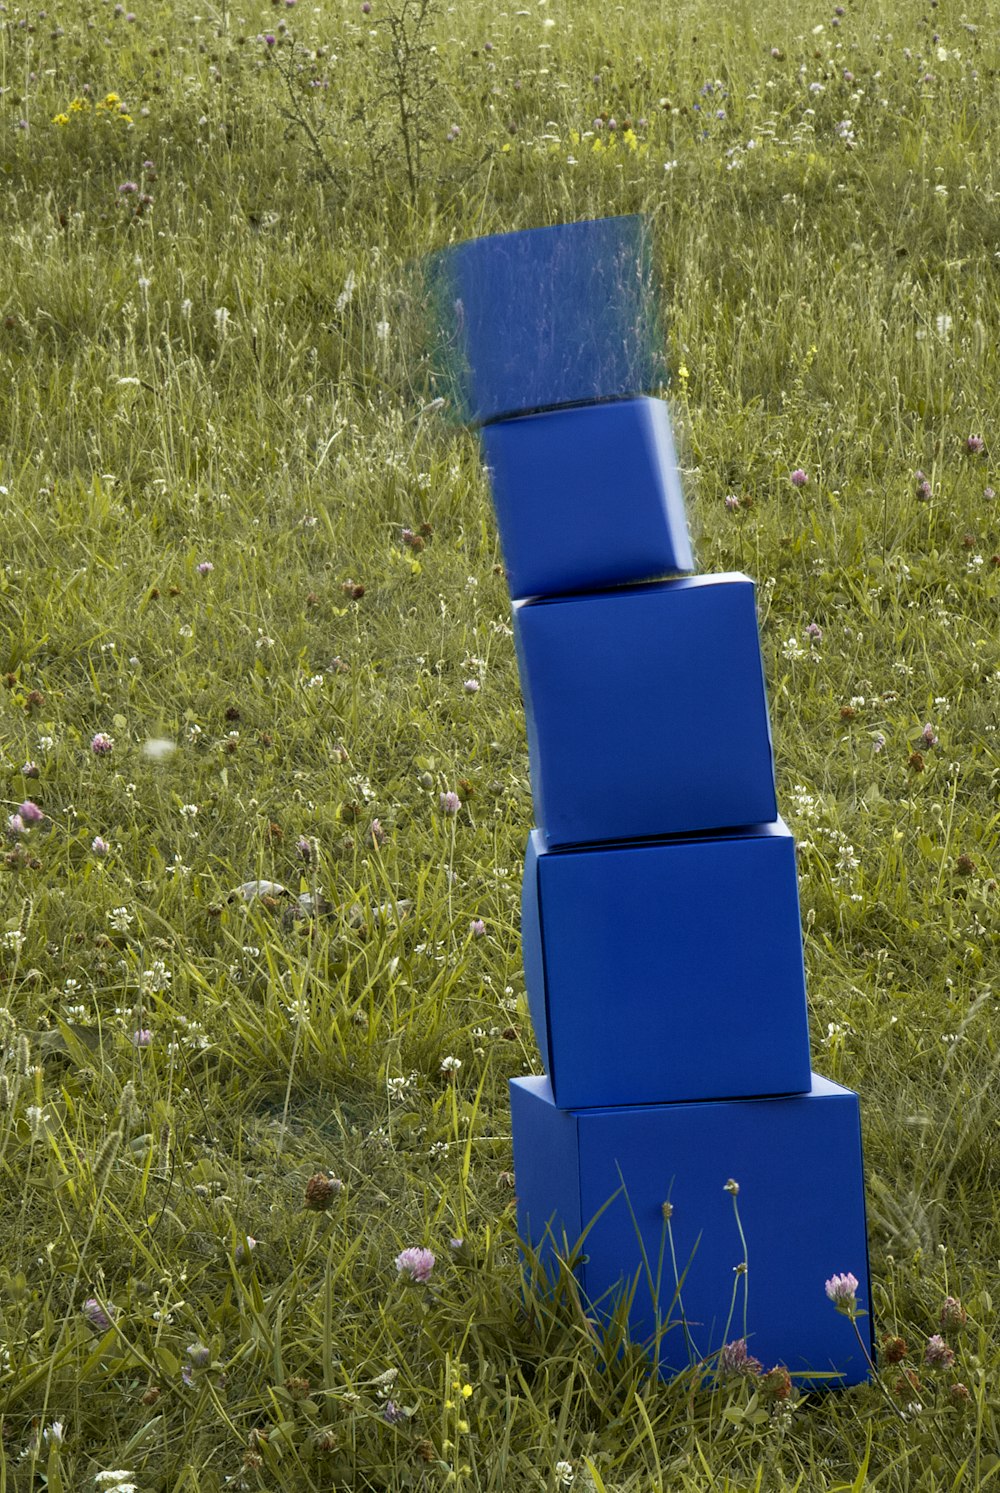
[1,0,1000,1486]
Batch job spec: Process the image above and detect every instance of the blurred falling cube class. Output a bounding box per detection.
[513,573,777,847]
[522,820,811,1109]
[426,216,665,425]
[481,398,694,599]
[510,1073,873,1386]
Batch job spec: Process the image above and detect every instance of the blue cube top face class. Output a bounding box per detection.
[426,217,666,425]
[513,573,778,847]
[522,821,812,1108]
[510,1074,874,1386]
[481,398,694,599]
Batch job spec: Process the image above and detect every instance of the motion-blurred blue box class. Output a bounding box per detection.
[510,1073,873,1386]
[481,398,693,599]
[426,216,665,425]
[522,820,811,1109]
[513,573,777,847]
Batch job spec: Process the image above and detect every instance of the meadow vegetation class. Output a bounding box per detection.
[1,0,1000,1486]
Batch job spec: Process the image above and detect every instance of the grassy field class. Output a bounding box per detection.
[2,0,1000,1486]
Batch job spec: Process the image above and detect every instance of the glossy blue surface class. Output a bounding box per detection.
[522,820,811,1108]
[513,573,777,847]
[510,1074,874,1386]
[481,398,693,599]
[426,216,665,425]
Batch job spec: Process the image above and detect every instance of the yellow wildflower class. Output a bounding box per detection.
[52,113,70,126]
[623,128,638,151]
[104,92,121,105]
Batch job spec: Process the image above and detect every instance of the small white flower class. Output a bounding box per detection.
[440,1055,462,1075]
[142,960,172,993]
[376,319,390,340]
[179,803,199,818]
[555,1463,574,1487]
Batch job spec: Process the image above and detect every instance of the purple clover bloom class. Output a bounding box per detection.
[18,800,43,824]
[439,791,460,816]
[395,1246,435,1283]
[82,1296,115,1332]
[91,732,114,755]
[824,1271,859,1312]
[790,468,808,488]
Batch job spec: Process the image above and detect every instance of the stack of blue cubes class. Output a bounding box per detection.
[433,217,873,1385]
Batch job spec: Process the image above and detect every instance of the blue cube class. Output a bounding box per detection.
[522,820,811,1108]
[510,1074,874,1386]
[426,216,665,425]
[513,574,777,847]
[481,398,694,599]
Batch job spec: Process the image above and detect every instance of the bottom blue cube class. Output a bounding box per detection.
[510,1073,873,1386]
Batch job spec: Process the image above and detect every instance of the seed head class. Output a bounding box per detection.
[924,1334,955,1368]
[940,1296,967,1331]
[304,1172,343,1211]
[881,1334,908,1364]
